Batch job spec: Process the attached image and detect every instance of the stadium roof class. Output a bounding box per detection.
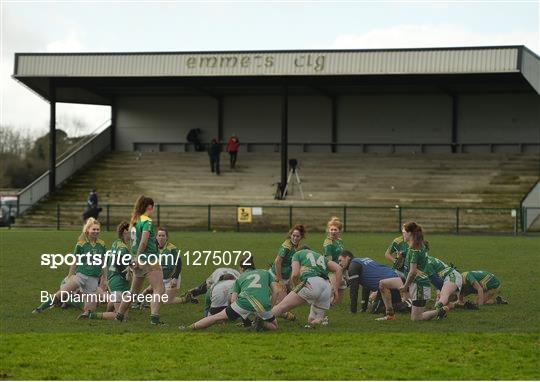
[13,45,539,104]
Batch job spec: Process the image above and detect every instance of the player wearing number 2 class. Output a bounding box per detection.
[181,256,279,331]
[272,249,342,327]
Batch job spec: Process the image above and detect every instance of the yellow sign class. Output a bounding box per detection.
[237,207,252,223]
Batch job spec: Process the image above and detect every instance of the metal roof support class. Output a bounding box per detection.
[280,85,288,199]
[111,97,117,151]
[451,94,459,154]
[49,79,56,194]
[331,96,338,154]
[217,96,224,142]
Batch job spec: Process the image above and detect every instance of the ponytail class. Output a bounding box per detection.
[403,221,425,250]
[130,195,154,226]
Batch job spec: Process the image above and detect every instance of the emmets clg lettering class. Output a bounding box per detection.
[185,54,326,72]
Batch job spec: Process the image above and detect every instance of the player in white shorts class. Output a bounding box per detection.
[271,249,342,326]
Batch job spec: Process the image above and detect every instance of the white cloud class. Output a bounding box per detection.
[46,31,85,53]
[332,24,539,54]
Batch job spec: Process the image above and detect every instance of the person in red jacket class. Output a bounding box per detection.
[227,134,240,169]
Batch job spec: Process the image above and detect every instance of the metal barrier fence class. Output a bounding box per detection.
[17,122,111,215]
[8,204,540,234]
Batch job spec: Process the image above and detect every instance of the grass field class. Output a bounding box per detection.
[1,230,539,380]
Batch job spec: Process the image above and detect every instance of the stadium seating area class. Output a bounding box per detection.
[14,152,540,232]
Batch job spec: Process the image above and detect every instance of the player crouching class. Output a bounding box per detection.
[271,248,342,328]
[180,256,278,331]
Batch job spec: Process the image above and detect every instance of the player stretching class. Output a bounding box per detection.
[427,255,462,318]
[322,217,347,305]
[33,218,108,317]
[338,251,404,314]
[88,221,131,320]
[181,256,278,331]
[272,249,342,327]
[116,196,165,325]
[269,224,306,321]
[454,270,508,307]
[137,227,183,305]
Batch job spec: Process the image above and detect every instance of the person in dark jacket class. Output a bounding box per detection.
[208,139,222,175]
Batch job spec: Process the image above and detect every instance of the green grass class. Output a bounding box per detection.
[1,230,539,379]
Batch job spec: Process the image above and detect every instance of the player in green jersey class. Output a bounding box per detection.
[398,222,446,321]
[384,234,409,277]
[88,221,132,320]
[394,222,442,321]
[428,255,462,318]
[33,218,108,316]
[115,196,166,325]
[454,270,507,307]
[182,256,279,331]
[138,227,184,305]
[323,217,347,305]
[269,224,305,321]
[272,249,342,327]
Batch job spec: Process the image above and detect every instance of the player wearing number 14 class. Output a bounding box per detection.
[272,249,342,326]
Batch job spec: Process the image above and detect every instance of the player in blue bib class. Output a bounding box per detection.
[339,251,404,314]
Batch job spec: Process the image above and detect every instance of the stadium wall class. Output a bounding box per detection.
[115,93,539,153]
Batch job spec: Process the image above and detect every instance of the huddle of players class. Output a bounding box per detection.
[32,196,507,328]
[342,221,508,321]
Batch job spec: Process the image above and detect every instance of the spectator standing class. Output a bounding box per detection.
[187,128,203,151]
[227,134,240,169]
[208,138,222,175]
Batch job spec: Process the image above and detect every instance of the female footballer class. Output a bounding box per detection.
[396,222,441,321]
[89,221,132,320]
[272,248,342,327]
[115,196,165,325]
[139,227,183,304]
[33,218,108,317]
[323,217,346,304]
[269,224,306,317]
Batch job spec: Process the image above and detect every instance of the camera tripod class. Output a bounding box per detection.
[283,167,305,199]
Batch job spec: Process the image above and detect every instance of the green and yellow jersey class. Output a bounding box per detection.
[427,255,454,279]
[461,271,500,295]
[74,237,107,277]
[323,237,344,262]
[388,236,409,269]
[159,242,180,279]
[130,214,158,261]
[405,245,433,287]
[107,239,131,293]
[270,238,298,280]
[232,269,274,313]
[292,249,330,282]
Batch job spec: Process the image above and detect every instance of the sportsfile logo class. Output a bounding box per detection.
[40,250,177,269]
[40,250,253,268]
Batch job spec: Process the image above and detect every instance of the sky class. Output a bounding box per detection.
[1,0,538,137]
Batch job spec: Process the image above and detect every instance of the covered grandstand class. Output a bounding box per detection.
[12,46,540,232]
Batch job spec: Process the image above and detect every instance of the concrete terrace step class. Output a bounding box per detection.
[15,152,539,232]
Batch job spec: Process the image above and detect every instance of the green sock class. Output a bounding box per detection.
[89,312,102,320]
[116,313,124,322]
[435,301,443,310]
[37,297,53,311]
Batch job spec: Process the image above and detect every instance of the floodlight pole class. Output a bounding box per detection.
[280,85,289,199]
[49,80,57,195]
